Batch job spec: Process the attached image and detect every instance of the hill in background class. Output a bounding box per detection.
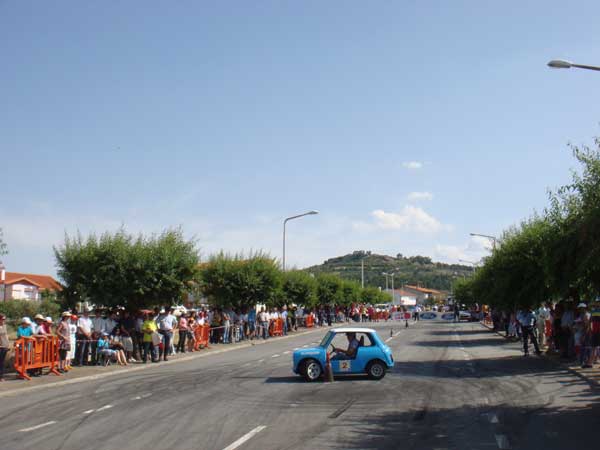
[304,250,473,292]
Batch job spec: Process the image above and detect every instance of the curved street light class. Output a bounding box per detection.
[547,59,600,72]
[282,210,319,271]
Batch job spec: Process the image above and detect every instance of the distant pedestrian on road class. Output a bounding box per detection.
[520,307,542,356]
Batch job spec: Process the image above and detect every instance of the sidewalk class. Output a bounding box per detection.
[480,321,600,388]
[0,326,323,398]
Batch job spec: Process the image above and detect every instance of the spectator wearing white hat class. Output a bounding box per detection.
[33,314,45,334]
[57,312,72,372]
[17,317,34,338]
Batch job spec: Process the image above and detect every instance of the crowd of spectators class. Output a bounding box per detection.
[1,302,407,379]
[489,299,600,367]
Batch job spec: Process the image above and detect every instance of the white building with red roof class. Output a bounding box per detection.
[0,269,62,301]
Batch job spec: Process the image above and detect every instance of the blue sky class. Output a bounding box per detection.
[1,1,600,277]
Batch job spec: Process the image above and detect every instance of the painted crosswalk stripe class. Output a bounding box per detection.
[222,425,267,450]
[19,421,56,432]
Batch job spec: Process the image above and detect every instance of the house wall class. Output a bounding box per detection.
[7,283,39,301]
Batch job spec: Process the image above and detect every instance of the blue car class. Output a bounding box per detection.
[292,328,394,382]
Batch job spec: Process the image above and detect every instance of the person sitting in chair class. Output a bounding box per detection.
[332,332,360,359]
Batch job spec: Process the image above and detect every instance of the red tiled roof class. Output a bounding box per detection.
[2,272,63,291]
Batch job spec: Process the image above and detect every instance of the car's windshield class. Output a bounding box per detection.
[319,331,333,347]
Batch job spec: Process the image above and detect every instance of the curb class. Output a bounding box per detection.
[0,327,323,398]
[478,321,599,389]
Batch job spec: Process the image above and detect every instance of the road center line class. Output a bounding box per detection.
[83,409,95,414]
[96,404,113,411]
[495,434,511,449]
[19,421,57,432]
[222,425,267,450]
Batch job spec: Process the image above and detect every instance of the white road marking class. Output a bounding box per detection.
[222,425,267,450]
[302,345,309,348]
[394,331,401,336]
[258,359,265,363]
[140,393,152,398]
[495,434,511,449]
[293,348,300,350]
[385,337,393,343]
[132,396,142,400]
[83,409,95,414]
[96,404,113,411]
[283,351,291,354]
[272,354,280,358]
[19,421,56,432]
[242,362,251,367]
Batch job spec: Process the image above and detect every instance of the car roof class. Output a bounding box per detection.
[331,327,376,333]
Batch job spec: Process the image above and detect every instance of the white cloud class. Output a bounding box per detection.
[355,206,451,234]
[406,191,433,201]
[402,161,423,170]
[434,235,492,264]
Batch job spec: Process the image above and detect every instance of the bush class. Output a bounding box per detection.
[0,299,62,327]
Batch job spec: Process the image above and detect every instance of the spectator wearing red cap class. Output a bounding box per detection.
[0,314,9,381]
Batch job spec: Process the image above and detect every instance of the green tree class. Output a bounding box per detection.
[316,273,344,305]
[281,270,318,307]
[340,280,361,306]
[54,228,199,310]
[200,252,282,309]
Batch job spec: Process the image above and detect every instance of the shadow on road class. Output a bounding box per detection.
[327,393,600,450]
[427,329,492,336]
[412,337,509,347]
[389,355,566,379]
[265,375,372,383]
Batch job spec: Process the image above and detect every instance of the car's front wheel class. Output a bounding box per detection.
[301,358,322,382]
[366,360,386,380]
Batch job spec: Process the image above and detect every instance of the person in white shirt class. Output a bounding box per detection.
[76,309,93,365]
[104,311,118,335]
[281,306,288,335]
[158,309,177,360]
[91,309,107,335]
[259,308,269,339]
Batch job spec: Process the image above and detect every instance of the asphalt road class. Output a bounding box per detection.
[1,320,599,450]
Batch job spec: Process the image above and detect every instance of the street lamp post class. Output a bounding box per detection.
[390,272,396,302]
[547,59,600,72]
[282,210,319,272]
[459,259,477,276]
[382,272,389,291]
[470,232,498,250]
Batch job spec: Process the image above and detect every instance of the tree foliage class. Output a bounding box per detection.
[0,227,7,258]
[200,252,282,309]
[54,228,199,310]
[281,270,318,308]
[460,137,600,310]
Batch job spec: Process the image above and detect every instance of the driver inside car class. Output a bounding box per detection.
[332,332,359,360]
